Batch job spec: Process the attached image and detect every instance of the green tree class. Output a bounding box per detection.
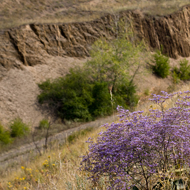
[89,82,112,117]
[86,35,145,93]
[38,21,146,121]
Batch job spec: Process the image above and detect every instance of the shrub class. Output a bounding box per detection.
[38,30,144,121]
[38,70,139,122]
[153,50,170,78]
[39,119,49,129]
[114,82,139,109]
[38,68,94,121]
[10,118,30,138]
[172,69,180,84]
[81,91,190,189]
[86,36,144,91]
[179,59,190,80]
[174,59,190,81]
[89,82,112,117]
[0,124,11,144]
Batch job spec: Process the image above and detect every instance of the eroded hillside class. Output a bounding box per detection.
[1,5,190,73]
[1,4,190,125]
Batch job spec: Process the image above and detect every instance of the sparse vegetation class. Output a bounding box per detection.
[67,127,93,144]
[2,127,103,190]
[1,0,190,30]
[153,49,170,78]
[10,118,30,138]
[4,90,190,190]
[174,58,190,81]
[144,88,150,96]
[2,2,190,189]
[39,119,49,129]
[0,124,11,145]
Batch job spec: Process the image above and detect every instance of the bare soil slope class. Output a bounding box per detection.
[0,56,85,126]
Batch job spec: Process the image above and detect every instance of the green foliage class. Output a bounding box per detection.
[89,82,112,117]
[86,35,145,91]
[67,127,93,144]
[179,59,190,80]
[38,73,113,121]
[153,50,170,78]
[38,68,94,121]
[114,82,139,109]
[172,69,180,84]
[39,119,49,129]
[38,80,53,104]
[0,124,11,144]
[10,118,30,138]
[38,69,139,121]
[38,26,144,122]
[174,59,190,81]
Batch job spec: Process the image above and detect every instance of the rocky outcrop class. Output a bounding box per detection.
[130,6,190,58]
[0,15,113,71]
[1,5,190,70]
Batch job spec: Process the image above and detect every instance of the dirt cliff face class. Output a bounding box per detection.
[1,5,190,72]
[0,15,113,74]
[130,6,190,58]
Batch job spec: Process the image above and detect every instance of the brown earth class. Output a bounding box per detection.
[0,54,185,127]
[2,5,190,72]
[0,56,85,126]
[1,4,190,125]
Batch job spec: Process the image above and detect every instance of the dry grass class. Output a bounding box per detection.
[0,127,108,189]
[1,0,190,30]
[1,80,190,189]
[0,120,81,154]
[136,80,190,115]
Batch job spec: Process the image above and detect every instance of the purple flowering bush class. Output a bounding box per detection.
[81,91,190,189]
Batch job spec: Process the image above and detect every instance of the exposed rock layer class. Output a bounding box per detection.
[1,5,190,71]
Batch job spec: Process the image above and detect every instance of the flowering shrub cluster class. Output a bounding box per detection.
[81,91,190,189]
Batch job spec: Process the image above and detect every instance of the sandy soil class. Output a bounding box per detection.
[0,56,85,127]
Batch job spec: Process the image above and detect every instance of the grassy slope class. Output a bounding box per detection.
[1,0,190,30]
[2,1,190,189]
[1,81,190,189]
[1,127,105,189]
[1,53,190,188]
